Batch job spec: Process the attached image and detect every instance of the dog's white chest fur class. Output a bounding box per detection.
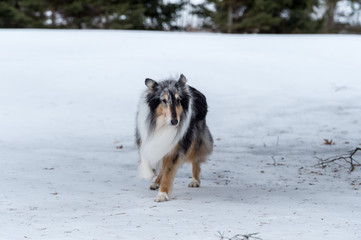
[137,98,181,180]
[141,122,179,165]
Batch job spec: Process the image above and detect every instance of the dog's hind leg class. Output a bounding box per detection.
[185,139,202,188]
[188,160,201,188]
[150,172,162,190]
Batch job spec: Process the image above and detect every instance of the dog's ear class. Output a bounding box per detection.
[145,78,158,90]
[178,74,187,85]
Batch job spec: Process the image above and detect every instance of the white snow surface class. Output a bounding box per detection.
[1,30,361,240]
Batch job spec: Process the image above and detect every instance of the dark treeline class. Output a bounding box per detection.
[1,0,361,33]
[0,0,186,30]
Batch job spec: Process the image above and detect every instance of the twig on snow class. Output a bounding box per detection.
[315,147,361,172]
[217,231,262,240]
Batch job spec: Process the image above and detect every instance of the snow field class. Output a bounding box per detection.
[0,30,361,239]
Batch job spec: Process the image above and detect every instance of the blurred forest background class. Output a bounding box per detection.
[1,0,361,33]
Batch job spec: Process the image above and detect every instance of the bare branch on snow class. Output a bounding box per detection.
[315,147,361,172]
[217,231,263,240]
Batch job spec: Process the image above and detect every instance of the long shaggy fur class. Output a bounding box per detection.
[135,74,213,202]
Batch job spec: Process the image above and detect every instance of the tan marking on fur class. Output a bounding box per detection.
[184,139,199,163]
[175,93,180,99]
[163,93,169,101]
[157,104,172,124]
[154,104,167,126]
[159,144,181,194]
[175,105,183,121]
[155,104,164,117]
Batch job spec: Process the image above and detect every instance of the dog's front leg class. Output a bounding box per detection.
[155,154,180,202]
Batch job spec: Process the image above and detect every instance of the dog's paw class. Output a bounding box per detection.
[154,192,169,202]
[149,183,160,190]
[188,179,200,188]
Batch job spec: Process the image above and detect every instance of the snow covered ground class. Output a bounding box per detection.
[0,30,361,240]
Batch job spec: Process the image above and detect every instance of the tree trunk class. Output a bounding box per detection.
[227,4,233,33]
[52,8,56,28]
[326,0,338,31]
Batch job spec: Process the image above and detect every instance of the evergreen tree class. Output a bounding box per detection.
[142,0,186,30]
[60,0,103,29]
[239,0,323,33]
[0,0,185,30]
[102,0,186,30]
[192,0,252,33]
[0,0,47,28]
[193,0,323,33]
[102,1,145,29]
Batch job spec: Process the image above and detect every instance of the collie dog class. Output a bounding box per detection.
[136,74,213,202]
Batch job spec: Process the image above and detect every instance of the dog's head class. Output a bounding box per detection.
[145,74,190,127]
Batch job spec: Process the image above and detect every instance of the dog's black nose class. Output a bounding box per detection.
[171,119,178,125]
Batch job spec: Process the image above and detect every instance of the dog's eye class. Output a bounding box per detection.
[162,99,167,104]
